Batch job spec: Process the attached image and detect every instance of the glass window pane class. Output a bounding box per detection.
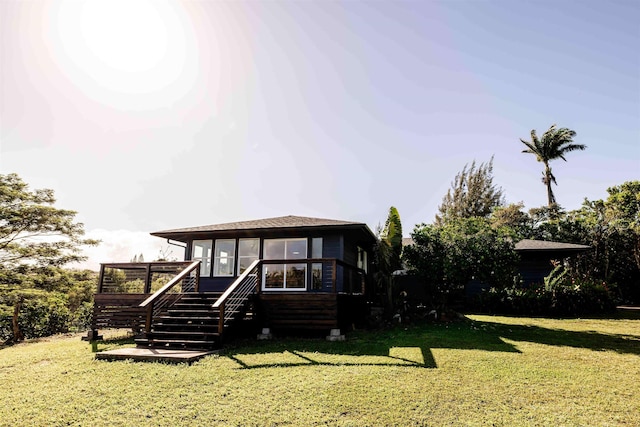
[192,240,212,276]
[264,240,285,260]
[286,264,306,288]
[239,239,259,257]
[264,264,284,288]
[312,238,323,259]
[286,239,307,260]
[312,263,323,290]
[238,238,260,274]
[238,257,257,274]
[214,239,235,276]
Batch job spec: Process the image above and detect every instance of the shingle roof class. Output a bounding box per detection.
[515,239,590,252]
[152,215,371,236]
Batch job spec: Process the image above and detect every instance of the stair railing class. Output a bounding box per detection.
[139,260,201,334]
[212,259,261,337]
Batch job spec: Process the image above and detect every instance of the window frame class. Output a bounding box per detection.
[191,239,213,277]
[262,237,308,291]
[237,238,260,275]
[213,239,236,277]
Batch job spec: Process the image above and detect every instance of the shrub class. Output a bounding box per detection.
[473,275,616,317]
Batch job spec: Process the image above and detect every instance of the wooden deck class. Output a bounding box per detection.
[95,347,218,363]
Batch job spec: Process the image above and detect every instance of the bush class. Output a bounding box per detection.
[17,294,72,338]
[473,276,616,317]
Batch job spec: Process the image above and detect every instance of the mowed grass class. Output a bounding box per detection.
[1,313,639,427]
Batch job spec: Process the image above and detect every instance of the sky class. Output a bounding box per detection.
[1,0,639,270]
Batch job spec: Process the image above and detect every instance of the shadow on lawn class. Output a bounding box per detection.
[223,317,640,370]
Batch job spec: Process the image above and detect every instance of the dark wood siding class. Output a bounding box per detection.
[258,293,338,330]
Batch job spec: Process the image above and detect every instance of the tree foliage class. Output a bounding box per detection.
[374,206,403,314]
[0,173,98,268]
[529,181,640,302]
[0,173,99,343]
[403,217,518,311]
[520,124,586,207]
[436,157,504,225]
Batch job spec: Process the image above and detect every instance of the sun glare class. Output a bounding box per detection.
[47,0,198,109]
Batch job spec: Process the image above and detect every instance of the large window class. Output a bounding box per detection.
[213,239,236,277]
[263,238,307,290]
[238,238,260,274]
[192,240,212,276]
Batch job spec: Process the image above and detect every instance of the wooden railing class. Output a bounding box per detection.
[259,258,367,294]
[213,260,261,337]
[138,261,201,334]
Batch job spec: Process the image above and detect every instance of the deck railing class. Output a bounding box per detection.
[259,258,367,294]
[213,259,261,337]
[91,261,201,335]
[138,261,201,334]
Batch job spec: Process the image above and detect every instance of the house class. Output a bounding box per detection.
[514,239,590,285]
[91,215,377,352]
[395,238,591,301]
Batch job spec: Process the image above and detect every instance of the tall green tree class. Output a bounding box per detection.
[374,206,403,314]
[0,173,98,343]
[436,157,504,225]
[520,124,586,207]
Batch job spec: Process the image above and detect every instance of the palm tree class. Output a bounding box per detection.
[520,124,586,207]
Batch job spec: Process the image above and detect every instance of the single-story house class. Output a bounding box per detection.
[91,215,376,351]
[514,239,590,285]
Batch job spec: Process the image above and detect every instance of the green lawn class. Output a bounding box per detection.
[1,313,639,426]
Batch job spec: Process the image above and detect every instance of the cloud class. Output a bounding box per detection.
[71,229,185,271]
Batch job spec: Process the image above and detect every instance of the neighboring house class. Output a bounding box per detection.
[514,239,590,285]
[396,238,591,300]
[91,215,376,352]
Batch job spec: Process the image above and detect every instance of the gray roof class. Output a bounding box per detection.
[515,239,590,252]
[152,215,373,237]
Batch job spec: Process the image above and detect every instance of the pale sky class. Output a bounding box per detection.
[1,0,639,270]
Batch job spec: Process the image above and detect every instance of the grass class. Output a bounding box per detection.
[1,313,639,426]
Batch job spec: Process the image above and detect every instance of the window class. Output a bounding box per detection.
[357,246,368,273]
[311,237,323,290]
[263,238,307,290]
[238,238,260,274]
[192,240,212,276]
[213,239,236,277]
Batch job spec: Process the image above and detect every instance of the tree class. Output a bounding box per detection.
[436,157,504,225]
[403,217,517,312]
[520,124,586,207]
[489,202,532,240]
[0,173,97,268]
[374,206,403,314]
[0,173,98,343]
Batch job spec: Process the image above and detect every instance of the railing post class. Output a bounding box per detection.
[332,259,337,293]
[97,264,105,294]
[144,264,152,294]
[145,303,153,334]
[218,302,225,336]
[195,268,200,293]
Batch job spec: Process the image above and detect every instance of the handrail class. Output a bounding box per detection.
[139,261,200,308]
[212,259,261,338]
[213,259,261,309]
[138,260,200,334]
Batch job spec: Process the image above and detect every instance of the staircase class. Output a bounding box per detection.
[134,260,260,352]
[135,292,223,350]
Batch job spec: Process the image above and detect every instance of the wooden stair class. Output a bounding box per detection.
[135,292,223,351]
